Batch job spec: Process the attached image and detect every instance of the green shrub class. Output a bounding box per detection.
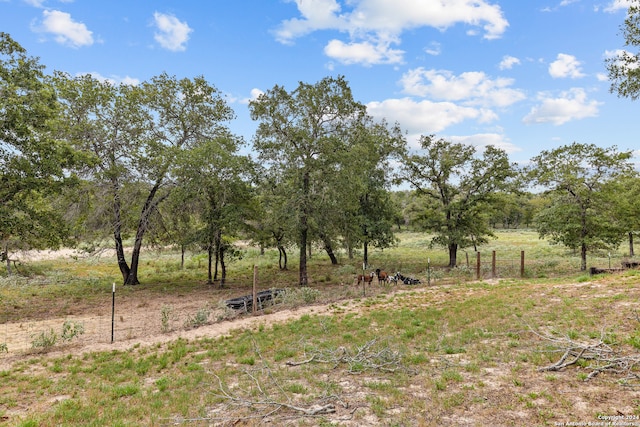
[184,306,210,329]
[61,320,85,342]
[31,329,58,349]
[160,305,173,333]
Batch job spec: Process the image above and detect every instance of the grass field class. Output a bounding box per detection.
[1,230,640,426]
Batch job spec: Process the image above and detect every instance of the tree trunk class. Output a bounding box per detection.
[2,246,11,275]
[212,228,221,282]
[2,249,10,275]
[123,181,168,286]
[630,232,635,258]
[219,246,226,288]
[181,244,185,269]
[112,183,131,282]
[299,227,308,286]
[363,240,369,268]
[124,231,143,285]
[278,245,287,270]
[320,233,338,265]
[207,244,213,285]
[580,209,588,271]
[448,243,458,268]
[580,242,587,271]
[272,230,287,270]
[213,247,219,281]
[324,244,338,265]
[298,171,310,287]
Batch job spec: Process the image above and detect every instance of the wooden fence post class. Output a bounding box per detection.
[520,251,525,278]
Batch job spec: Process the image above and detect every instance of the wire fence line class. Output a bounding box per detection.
[2,250,638,356]
[0,303,233,355]
[385,251,640,284]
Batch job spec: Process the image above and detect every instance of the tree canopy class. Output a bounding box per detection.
[54,72,235,285]
[527,142,634,271]
[249,75,370,286]
[606,0,640,100]
[398,135,516,268]
[0,32,82,262]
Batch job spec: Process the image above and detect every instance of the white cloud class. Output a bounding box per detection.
[604,49,640,73]
[324,38,404,65]
[399,68,526,108]
[523,88,601,125]
[23,0,46,7]
[275,0,508,65]
[367,97,496,136]
[81,72,140,86]
[275,0,344,44]
[239,88,265,104]
[450,133,521,154]
[424,41,441,56]
[602,0,632,13]
[549,53,585,78]
[153,12,192,52]
[499,55,520,70]
[34,9,93,48]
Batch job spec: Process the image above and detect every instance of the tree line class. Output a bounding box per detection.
[2,31,639,286]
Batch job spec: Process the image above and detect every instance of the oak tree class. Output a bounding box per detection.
[528,142,634,271]
[249,76,367,286]
[399,135,516,267]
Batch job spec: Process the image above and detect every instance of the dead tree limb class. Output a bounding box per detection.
[286,338,409,374]
[530,325,640,383]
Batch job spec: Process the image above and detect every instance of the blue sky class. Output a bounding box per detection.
[2,0,639,167]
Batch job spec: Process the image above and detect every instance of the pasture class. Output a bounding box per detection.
[1,230,640,426]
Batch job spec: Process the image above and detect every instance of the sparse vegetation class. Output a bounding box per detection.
[1,231,640,426]
[184,306,211,329]
[160,304,173,333]
[61,320,85,342]
[30,328,57,350]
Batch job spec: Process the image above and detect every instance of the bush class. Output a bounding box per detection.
[61,320,85,342]
[279,287,321,305]
[160,305,174,333]
[184,306,210,329]
[31,329,57,349]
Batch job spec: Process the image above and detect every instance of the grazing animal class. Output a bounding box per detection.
[375,268,389,284]
[356,272,375,286]
[396,272,421,285]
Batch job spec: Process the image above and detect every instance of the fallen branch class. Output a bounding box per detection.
[286,338,409,374]
[171,339,358,425]
[531,325,640,383]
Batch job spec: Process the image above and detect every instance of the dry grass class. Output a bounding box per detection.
[1,231,640,426]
